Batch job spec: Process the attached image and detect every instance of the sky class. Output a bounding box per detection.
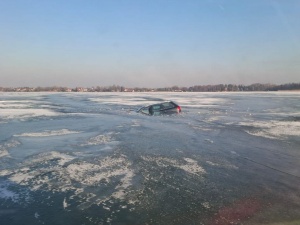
[0,0,299,88]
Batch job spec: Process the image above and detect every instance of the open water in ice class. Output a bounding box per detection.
[0,92,300,225]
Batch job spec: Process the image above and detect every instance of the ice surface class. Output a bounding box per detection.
[0,92,299,225]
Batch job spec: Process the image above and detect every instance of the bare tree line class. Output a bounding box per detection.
[0,83,299,92]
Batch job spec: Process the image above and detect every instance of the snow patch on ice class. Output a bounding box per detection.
[34,212,40,219]
[81,132,117,146]
[0,170,13,176]
[2,153,135,209]
[181,158,206,174]
[142,156,206,175]
[15,129,81,137]
[10,172,35,184]
[63,198,68,209]
[0,149,9,158]
[90,96,157,106]
[111,169,135,200]
[178,97,226,107]
[0,139,20,158]
[206,161,219,166]
[205,139,214,144]
[263,108,300,117]
[89,93,227,110]
[0,100,40,108]
[240,120,300,139]
[1,108,60,120]
[206,160,238,169]
[191,125,214,132]
[65,155,134,196]
[0,184,19,203]
[28,151,75,166]
[202,202,211,209]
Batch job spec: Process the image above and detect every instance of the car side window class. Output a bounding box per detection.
[152,105,161,110]
[162,102,174,109]
[141,106,150,114]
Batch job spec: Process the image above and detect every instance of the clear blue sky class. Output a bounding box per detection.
[0,0,299,87]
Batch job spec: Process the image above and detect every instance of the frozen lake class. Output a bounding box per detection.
[0,92,300,225]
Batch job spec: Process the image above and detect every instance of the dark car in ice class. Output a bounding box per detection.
[137,101,181,116]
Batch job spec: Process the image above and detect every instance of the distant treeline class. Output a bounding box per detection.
[0,83,299,92]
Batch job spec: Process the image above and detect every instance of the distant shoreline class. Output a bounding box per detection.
[1,83,299,93]
[1,90,300,93]
[277,90,300,92]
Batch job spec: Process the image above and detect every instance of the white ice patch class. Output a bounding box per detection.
[202,202,211,209]
[206,161,219,166]
[26,151,75,166]
[0,139,20,158]
[180,97,226,108]
[206,160,238,169]
[0,185,19,203]
[65,155,134,197]
[1,108,60,120]
[191,125,214,132]
[0,100,41,108]
[90,96,156,106]
[81,132,117,146]
[89,92,227,109]
[142,156,206,175]
[0,170,13,176]
[53,152,76,166]
[131,121,141,127]
[262,108,300,117]
[111,169,135,200]
[181,158,206,174]
[9,171,36,185]
[205,139,214,144]
[206,116,221,122]
[3,153,135,209]
[0,149,9,158]
[34,212,40,219]
[240,120,300,140]
[63,198,68,209]
[0,96,62,121]
[15,129,81,137]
